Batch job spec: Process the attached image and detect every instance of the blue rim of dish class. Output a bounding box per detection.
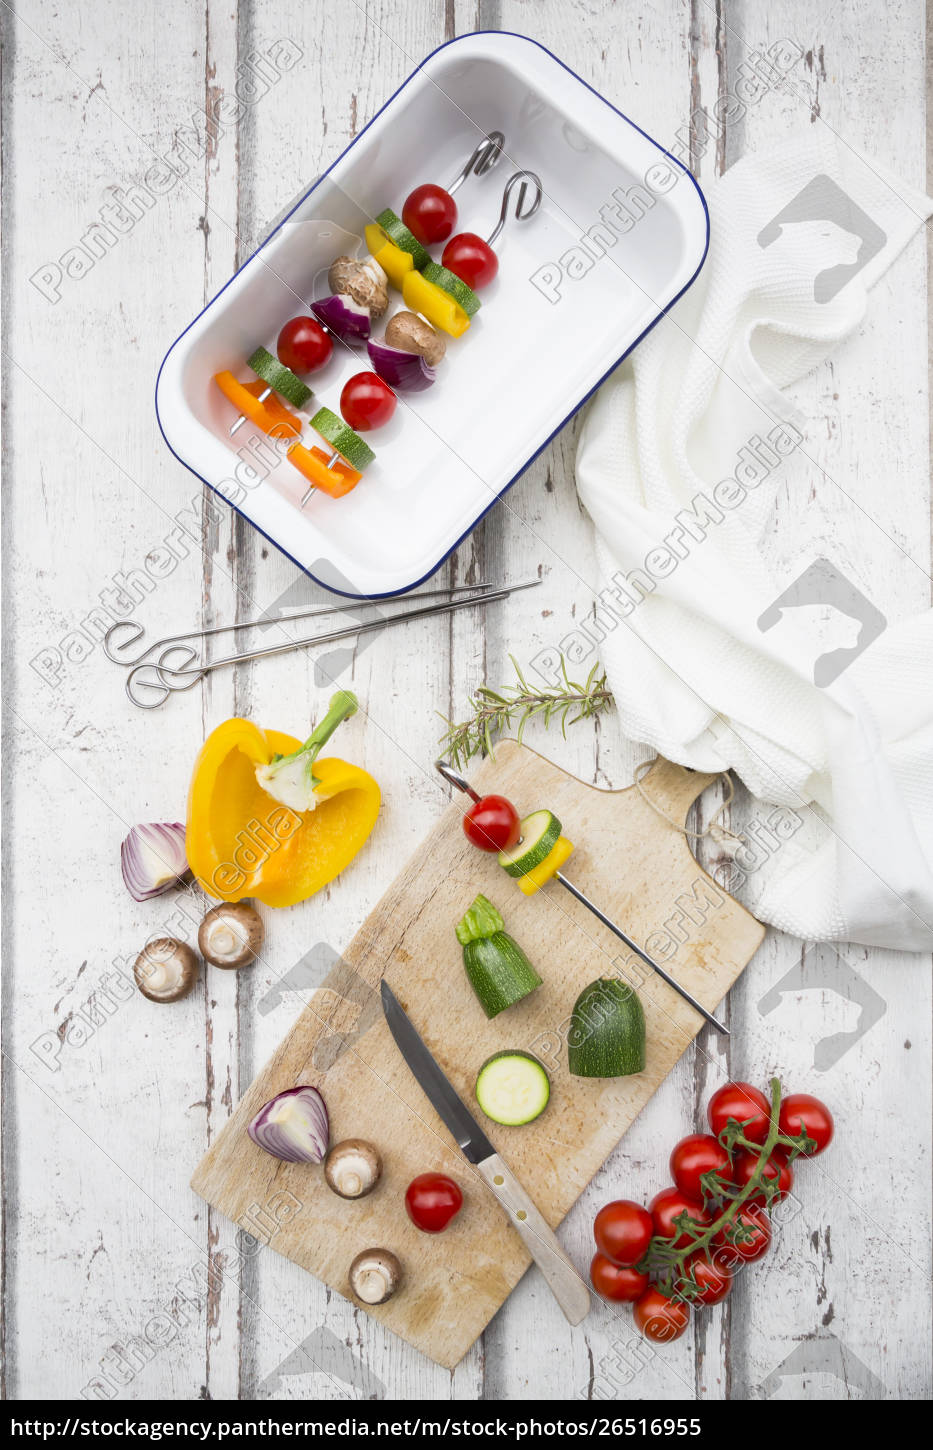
[154,29,711,602]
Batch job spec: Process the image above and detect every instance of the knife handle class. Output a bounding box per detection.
[475,1152,591,1325]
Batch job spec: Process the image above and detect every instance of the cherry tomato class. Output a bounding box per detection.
[441,232,498,290]
[733,1148,793,1204]
[670,1134,734,1203]
[649,1188,711,1249]
[405,1173,463,1233]
[707,1082,771,1147]
[679,1249,733,1306]
[402,183,458,245]
[633,1287,690,1343]
[593,1199,654,1268]
[339,372,396,432]
[778,1093,834,1156]
[462,794,521,852]
[590,1252,649,1302]
[712,1203,771,1265]
[277,315,333,374]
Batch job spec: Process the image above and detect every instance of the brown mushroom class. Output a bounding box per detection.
[198,902,264,969]
[324,1140,383,1199]
[384,310,446,366]
[134,938,199,1003]
[328,255,388,317]
[348,1248,402,1304]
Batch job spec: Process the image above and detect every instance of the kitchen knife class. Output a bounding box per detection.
[380,979,591,1325]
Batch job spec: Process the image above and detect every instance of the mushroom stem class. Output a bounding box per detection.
[349,1248,402,1305]
[134,938,199,1003]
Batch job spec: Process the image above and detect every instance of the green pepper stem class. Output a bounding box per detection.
[300,691,358,763]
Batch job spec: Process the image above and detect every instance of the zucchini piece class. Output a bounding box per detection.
[568,978,646,1078]
[309,406,375,472]
[455,894,542,1019]
[498,810,562,877]
[421,261,482,319]
[475,1051,550,1126]
[375,208,431,270]
[247,346,312,408]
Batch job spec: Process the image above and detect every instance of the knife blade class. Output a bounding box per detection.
[380,980,591,1325]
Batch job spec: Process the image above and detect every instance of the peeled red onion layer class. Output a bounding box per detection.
[247,1085,329,1164]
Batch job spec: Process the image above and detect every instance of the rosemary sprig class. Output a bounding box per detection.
[438,655,614,768]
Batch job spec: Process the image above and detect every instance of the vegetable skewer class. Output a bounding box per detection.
[435,759,730,1036]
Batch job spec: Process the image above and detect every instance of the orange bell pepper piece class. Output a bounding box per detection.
[213,371,302,439]
[186,693,380,907]
[287,442,361,498]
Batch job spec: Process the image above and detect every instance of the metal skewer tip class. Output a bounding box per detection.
[554,870,729,1035]
[230,384,273,435]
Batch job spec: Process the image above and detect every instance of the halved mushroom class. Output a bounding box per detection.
[328,255,389,317]
[384,310,446,367]
[325,1139,383,1199]
[198,902,263,970]
[134,938,199,1003]
[349,1248,402,1305]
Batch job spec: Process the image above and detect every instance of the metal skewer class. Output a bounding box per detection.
[104,580,508,669]
[123,579,541,709]
[300,445,342,508]
[446,131,505,194]
[230,390,271,436]
[434,759,730,1036]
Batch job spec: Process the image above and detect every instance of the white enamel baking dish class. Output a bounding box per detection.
[156,31,709,599]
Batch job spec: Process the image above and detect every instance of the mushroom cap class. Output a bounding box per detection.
[198,902,263,969]
[328,256,388,317]
[348,1247,402,1304]
[134,937,199,1003]
[384,310,446,366]
[324,1139,383,1199]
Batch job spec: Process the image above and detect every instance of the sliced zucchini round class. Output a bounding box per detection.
[247,346,312,407]
[421,262,482,318]
[375,208,431,270]
[310,406,375,472]
[499,809,562,877]
[475,1051,550,1126]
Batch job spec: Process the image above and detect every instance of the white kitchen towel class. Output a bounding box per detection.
[576,133,933,952]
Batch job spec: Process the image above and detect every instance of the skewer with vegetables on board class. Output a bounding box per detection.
[435,759,730,1036]
[211,137,542,507]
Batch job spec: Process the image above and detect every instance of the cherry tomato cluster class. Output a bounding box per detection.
[590,1081,834,1343]
[276,316,398,435]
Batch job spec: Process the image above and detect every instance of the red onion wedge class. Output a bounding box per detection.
[121,822,189,902]
[248,1086,329,1164]
[367,339,436,391]
[311,294,371,342]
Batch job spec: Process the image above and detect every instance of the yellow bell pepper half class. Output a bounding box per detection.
[186,695,380,908]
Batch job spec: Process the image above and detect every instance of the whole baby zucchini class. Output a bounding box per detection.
[455,895,542,1019]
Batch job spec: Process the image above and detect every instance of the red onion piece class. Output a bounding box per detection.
[367,339,436,391]
[311,294,371,342]
[248,1085,329,1164]
[121,822,189,902]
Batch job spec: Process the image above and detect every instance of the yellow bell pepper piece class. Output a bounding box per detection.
[402,269,471,338]
[365,223,414,291]
[186,694,380,908]
[517,835,574,897]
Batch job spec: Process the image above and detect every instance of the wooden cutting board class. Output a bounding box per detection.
[192,743,765,1367]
